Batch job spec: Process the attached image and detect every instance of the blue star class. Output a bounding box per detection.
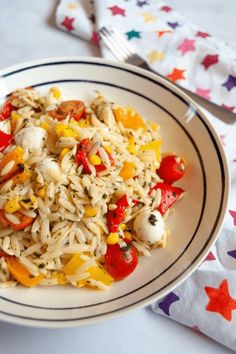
[126,30,141,40]
[167,21,180,29]
[137,0,148,7]
[222,75,236,91]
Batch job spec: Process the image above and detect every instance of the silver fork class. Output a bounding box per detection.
[98,27,235,123]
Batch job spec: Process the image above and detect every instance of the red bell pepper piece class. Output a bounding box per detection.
[0,101,13,121]
[0,131,14,152]
[150,182,184,215]
[107,195,129,233]
[75,138,92,174]
[94,149,115,173]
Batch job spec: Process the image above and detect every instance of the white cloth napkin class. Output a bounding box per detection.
[55,1,236,350]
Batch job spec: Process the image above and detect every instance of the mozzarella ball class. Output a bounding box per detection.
[37,158,62,183]
[15,127,46,151]
[133,210,166,244]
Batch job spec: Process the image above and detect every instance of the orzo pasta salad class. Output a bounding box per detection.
[0,87,186,290]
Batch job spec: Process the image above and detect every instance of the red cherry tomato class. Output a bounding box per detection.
[105,242,138,280]
[157,155,186,184]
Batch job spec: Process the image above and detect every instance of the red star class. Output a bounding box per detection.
[157,30,172,38]
[108,5,126,16]
[222,104,235,112]
[205,251,216,261]
[167,68,186,82]
[160,5,172,12]
[229,210,236,226]
[61,16,75,32]
[196,31,210,38]
[90,31,99,46]
[201,54,219,70]
[205,279,236,321]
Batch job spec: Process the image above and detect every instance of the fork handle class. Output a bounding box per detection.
[138,61,235,124]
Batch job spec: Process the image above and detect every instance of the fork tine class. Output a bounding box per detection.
[102,27,133,58]
[111,29,136,56]
[99,28,127,61]
[102,27,134,58]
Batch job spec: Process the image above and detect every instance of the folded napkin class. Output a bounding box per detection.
[56,1,236,350]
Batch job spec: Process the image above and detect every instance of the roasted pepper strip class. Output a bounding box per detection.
[0,210,34,231]
[6,256,43,287]
[0,131,14,152]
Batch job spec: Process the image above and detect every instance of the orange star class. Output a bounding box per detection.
[205,279,236,321]
[157,30,172,38]
[167,68,185,82]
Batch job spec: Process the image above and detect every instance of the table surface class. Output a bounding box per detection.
[0,1,235,353]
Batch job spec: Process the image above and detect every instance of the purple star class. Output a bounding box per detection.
[137,0,148,7]
[222,75,236,91]
[167,21,180,29]
[227,250,236,259]
[158,291,180,316]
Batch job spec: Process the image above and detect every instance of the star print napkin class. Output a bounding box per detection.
[56,0,236,112]
[55,1,236,350]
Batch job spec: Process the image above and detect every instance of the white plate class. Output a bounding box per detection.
[0,57,229,327]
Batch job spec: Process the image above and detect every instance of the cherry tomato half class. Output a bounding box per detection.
[105,242,138,280]
[157,155,186,184]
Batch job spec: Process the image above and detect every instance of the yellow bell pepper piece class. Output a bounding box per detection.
[39,121,51,132]
[124,231,134,241]
[62,254,113,287]
[51,272,67,285]
[50,86,61,99]
[114,107,146,131]
[6,256,43,288]
[11,167,31,187]
[56,124,78,138]
[4,198,21,213]
[20,195,38,210]
[60,148,70,161]
[35,182,46,199]
[84,206,98,217]
[139,140,162,161]
[119,161,136,180]
[78,119,90,128]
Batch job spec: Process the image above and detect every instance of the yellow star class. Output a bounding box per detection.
[67,2,79,10]
[140,12,156,23]
[147,50,165,64]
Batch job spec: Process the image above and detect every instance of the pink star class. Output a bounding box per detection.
[61,16,75,32]
[229,210,236,226]
[90,31,99,46]
[108,5,126,16]
[195,88,211,100]
[177,39,196,55]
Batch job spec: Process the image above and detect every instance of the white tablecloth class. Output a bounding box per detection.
[0,1,235,353]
